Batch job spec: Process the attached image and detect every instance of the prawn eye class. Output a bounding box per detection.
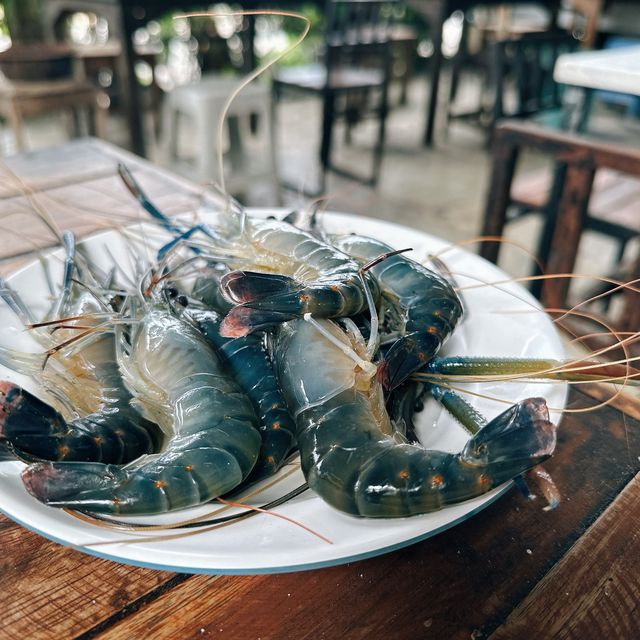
[167,286,179,298]
[177,295,189,307]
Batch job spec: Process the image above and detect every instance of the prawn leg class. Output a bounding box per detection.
[118,163,224,259]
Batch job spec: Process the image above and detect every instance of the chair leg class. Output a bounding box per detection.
[479,136,519,264]
[371,99,388,186]
[319,91,336,194]
[541,163,596,310]
[93,101,107,139]
[531,162,568,299]
[7,102,26,151]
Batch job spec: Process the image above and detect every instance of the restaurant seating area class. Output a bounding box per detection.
[1,1,640,638]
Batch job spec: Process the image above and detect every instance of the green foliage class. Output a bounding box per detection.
[3,0,43,43]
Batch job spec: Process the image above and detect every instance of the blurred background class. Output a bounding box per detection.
[0,0,639,339]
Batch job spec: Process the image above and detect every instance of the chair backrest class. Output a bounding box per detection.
[480,120,640,336]
[323,0,400,72]
[491,31,579,123]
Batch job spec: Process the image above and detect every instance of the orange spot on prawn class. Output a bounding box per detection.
[155,480,167,489]
[479,474,491,489]
[417,352,427,362]
[271,403,279,410]
[184,465,193,472]
[93,437,102,445]
[299,294,311,302]
[266,455,275,465]
[399,470,410,480]
[272,422,281,430]
[58,446,70,457]
[431,474,445,489]
[426,326,439,335]
[330,285,339,292]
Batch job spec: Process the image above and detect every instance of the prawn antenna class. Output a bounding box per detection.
[360,247,413,272]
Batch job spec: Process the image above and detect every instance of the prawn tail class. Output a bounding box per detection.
[220,307,296,338]
[219,269,368,334]
[460,397,557,485]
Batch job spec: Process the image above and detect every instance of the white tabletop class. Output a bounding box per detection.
[554,45,640,96]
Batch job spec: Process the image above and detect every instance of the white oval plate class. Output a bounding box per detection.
[0,211,567,574]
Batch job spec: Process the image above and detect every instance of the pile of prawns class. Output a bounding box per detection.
[0,165,634,522]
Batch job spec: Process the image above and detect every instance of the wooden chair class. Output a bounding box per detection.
[480,120,640,335]
[272,0,398,194]
[449,30,579,140]
[0,76,107,151]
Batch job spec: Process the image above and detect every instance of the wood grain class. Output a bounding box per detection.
[0,516,174,640]
[490,474,640,639]
[82,387,640,640]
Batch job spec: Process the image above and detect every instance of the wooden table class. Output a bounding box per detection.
[1,139,640,639]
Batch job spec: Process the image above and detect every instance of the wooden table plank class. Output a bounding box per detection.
[0,138,208,264]
[80,387,640,640]
[0,516,174,640]
[490,473,640,639]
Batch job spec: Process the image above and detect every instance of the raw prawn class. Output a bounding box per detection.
[273,317,556,517]
[188,303,297,482]
[21,302,262,514]
[118,163,380,338]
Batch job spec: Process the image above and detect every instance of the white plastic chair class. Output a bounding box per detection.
[161,75,280,203]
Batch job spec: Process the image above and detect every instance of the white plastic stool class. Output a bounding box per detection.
[162,74,280,203]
